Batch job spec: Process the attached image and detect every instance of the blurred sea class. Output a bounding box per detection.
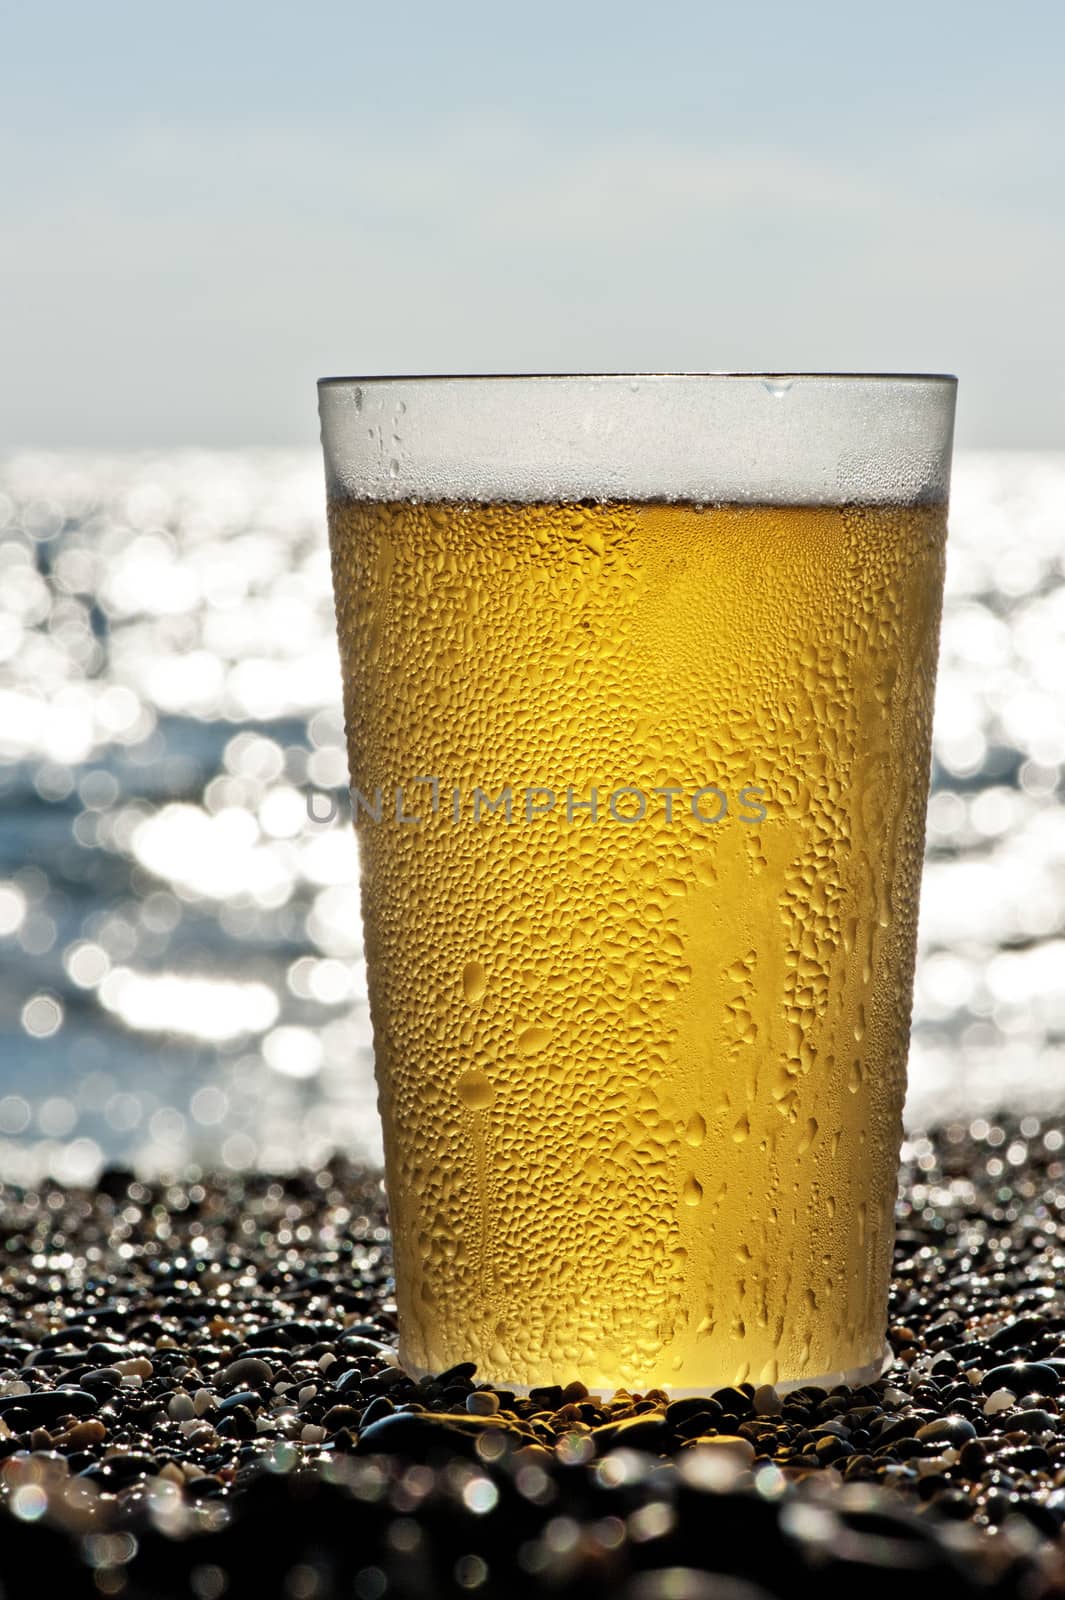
[0,451,1063,1183]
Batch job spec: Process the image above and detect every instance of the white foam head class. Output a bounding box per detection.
[318,373,957,506]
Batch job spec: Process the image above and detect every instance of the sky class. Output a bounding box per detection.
[2,0,1063,448]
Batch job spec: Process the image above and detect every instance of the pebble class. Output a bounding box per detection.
[218,1357,274,1392]
[114,1356,153,1378]
[1009,1408,1057,1435]
[709,1386,753,1414]
[320,1405,361,1433]
[217,1389,262,1415]
[592,1414,672,1454]
[984,1388,1018,1416]
[981,1361,1062,1397]
[358,1395,395,1427]
[0,1389,97,1427]
[57,1420,107,1448]
[752,1384,783,1415]
[466,1390,500,1416]
[914,1415,977,1445]
[78,1367,123,1395]
[355,1410,517,1460]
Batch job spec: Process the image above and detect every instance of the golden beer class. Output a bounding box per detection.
[327,494,947,1392]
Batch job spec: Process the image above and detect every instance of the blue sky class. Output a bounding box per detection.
[2,0,1063,446]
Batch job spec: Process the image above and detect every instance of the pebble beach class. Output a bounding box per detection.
[1,1111,1064,1598]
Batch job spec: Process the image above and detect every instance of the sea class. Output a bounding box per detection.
[0,450,1062,1182]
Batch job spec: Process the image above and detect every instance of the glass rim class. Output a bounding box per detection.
[319,370,957,387]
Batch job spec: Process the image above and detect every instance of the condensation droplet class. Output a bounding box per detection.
[462,961,487,1004]
[682,1174,703,1206]
[517,1025,553,1055]
[456,1068,494,1110]
[684,1111,706,1148]
[732,1113,750,1144]
[762,378,794,399]
[388,458,400,480]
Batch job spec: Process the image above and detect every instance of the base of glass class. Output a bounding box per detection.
[397,1339,896,1399]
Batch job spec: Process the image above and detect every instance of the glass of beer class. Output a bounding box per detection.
[318,373,956,1394]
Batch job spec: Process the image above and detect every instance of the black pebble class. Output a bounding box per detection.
[710,1386,754,1414]
[355,1410,516,1461]
[358,1395,394,1426]
[592,1414,673,1455]
[320,1405,361,1434]
[218,1389,264,1415]
[914,1415,977,1445]
[982,1362,1062,1397]
[0,1390,97,1427]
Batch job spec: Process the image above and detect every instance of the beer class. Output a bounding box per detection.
[328,495,947,1392]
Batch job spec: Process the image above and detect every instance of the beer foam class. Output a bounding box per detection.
[319,373,956,507]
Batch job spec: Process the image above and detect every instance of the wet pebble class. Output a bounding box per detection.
[0,1390,98,1427]
[981,1361,1061,1397]
[355,1410,517,1460]
[915,1415,977,1445]
[218,1357,274,1392]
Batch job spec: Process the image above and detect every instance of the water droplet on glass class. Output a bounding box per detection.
[517,1025,552,1055]
[462,961,487,1004]
[682,1174,703,1206]
[762,378,794,399]
[456,1069,494,1110]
